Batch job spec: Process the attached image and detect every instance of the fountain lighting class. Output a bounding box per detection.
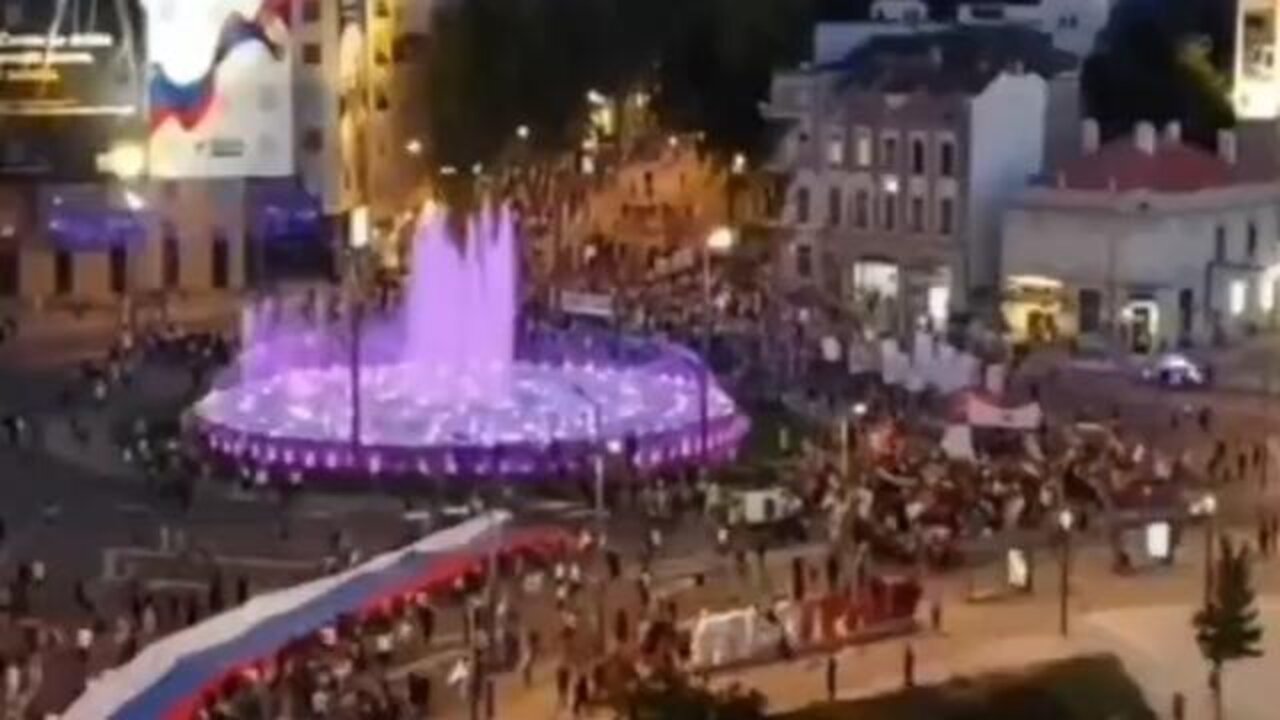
[193,202,748,481]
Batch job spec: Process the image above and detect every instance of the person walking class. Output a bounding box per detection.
[572,673,589,718]
[903,644,916,689]
[555,664,570,709]
[825,654,838,701]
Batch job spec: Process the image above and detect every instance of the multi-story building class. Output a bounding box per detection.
[0,0,436,332]
[295,0,432,257]
[1235,0,1280,120]
[764,26,1074,332]
[1003,121,1280,351]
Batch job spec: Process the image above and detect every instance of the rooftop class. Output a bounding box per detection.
[1055,137,1235,193]
[824,25,1076,95]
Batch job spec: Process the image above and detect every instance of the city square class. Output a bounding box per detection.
[1,1,1279,719]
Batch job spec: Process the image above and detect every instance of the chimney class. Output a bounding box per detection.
[1082,118,1100,154]
[1164,121,1182,144]
[1134,121,1156,155]
[1218,128,1238,165]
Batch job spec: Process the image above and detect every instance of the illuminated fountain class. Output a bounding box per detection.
[192,203,747,480]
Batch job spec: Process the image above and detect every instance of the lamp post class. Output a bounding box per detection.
[347,208,372,456]
[572,384,608,652]
[701,226,735,467]
[1057,508,1075,637]
[1201,493,1218,607]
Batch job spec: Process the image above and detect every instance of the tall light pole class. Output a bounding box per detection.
[348,208,371,456]
[701,226,735,467]
[1057,508,1074,637]
[1201,493,1218,607]
[572,384,607,651]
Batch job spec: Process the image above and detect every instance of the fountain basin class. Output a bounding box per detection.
[194,351,748,479]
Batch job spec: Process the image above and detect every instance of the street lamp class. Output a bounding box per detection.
[347,207,372,455]
[571,384,608,652]
[515,124,531,140]
[1057,508,1075,636]
[700,226,736,466]
[405,138,423,156]
[1201,493,1218,606]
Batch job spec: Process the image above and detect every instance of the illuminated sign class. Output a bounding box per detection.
[0,4,145,180]
[143,0,294,178]
[0,31,138,117]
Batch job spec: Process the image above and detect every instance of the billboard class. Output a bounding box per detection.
[0,2,145,179]
[144,0,294,178]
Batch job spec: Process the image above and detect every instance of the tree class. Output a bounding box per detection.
[1082,0,1236,148]
[423,0,825,171]
[1193,538,1264,720]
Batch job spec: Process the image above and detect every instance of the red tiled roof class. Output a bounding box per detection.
[1057,138,1235,193]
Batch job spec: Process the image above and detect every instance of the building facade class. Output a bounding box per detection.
[1003,121,1280,351]
[1235,0,1280,120]
[765,27,1071,333]
[0,0,440,328]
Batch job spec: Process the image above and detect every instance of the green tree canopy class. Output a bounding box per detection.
[424,0,824,169]
[1194,537,1264,717]
[1082,0,1236,148]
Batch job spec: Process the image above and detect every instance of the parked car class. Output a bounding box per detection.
[1139,352,1209,388]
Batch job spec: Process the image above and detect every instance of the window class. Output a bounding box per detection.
[909,196,925,232]
[828,187,842,226]
[1215,225,1226,261]
[163,228,180,289]
[939,197,954,235]
[1079,289,1102,333]
[54,250,73,296]
[854,190,870,228]
[826,134,845,166]
[795,186,810,224]
[392,35,418,63]
[109,247,127,295]
[882,194,897,231]
[302,0,321,22]
[3,1,22,26]
[910,138,926,175]
[303,43,321,65]
[1248,221,1259,259]
[375,93,390,112]
[303,128,323,152]
[855,128,872,167]
[1179,288,1195,336]
[881,134,898,168]
[1230,279,1248,316]
[0,251,16,297]
[212,232,230,289]
[796,244,813,278]
[939,140,955,177]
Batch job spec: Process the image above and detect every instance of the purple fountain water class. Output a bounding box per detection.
[193,202,748,480]
[406,204,517,401]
